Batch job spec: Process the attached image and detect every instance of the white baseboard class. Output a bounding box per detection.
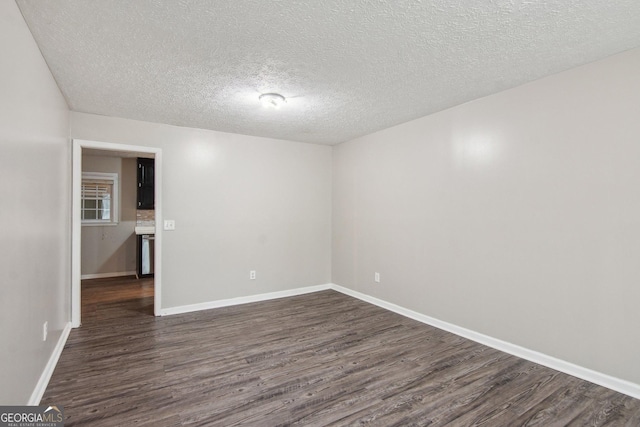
[28,322,72,405]
[329,284,640,400]
[81,271,137,280]
[159,284,332,316]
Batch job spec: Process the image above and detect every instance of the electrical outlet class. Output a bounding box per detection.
[374,272,380,283]
[250,270,256,280]
[43,321,48,341]
[164,219,176,231]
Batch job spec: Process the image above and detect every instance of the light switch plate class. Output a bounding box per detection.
[164,219,176,231]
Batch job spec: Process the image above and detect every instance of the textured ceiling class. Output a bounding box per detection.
[16,0,640,145]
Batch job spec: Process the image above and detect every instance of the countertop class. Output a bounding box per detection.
[134,226,155,235]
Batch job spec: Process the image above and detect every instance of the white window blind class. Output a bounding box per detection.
[82,172,118,224]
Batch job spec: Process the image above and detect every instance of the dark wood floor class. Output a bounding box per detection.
[43,278,640,426]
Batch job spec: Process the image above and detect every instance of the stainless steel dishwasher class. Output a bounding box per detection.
[137,234,155,277]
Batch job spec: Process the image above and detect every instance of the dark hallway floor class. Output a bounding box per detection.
[42,279,640,426]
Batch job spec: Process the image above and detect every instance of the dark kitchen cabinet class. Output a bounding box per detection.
[137,158,155,209]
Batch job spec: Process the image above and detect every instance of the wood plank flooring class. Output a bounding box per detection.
[43,278,640,426]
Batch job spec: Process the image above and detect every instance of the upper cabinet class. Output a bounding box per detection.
[137,157,154,210]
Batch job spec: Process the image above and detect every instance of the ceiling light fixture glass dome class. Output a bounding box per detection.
[259,93,286,109]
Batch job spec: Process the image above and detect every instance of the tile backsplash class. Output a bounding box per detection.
[136,210,155,226]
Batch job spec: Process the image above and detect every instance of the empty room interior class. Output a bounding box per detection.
[2,0,640,425]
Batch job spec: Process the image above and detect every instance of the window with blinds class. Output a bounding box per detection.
[81,172,118,224]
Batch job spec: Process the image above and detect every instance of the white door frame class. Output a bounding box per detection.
[72,139,163,327]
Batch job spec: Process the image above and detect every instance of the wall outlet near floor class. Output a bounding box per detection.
[43,321,48,341]
[374,272,380,283]
[164,219,176,230]
[250,270,256,280]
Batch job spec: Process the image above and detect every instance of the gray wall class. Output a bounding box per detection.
[71,113,332,308]
[0,1,70,404]
[81,155,137,277]
[333,47,640,385]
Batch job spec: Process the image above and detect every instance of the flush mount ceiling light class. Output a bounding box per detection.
[259,93,286,109]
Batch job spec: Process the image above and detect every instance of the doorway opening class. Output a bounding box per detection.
[71,139,162,327]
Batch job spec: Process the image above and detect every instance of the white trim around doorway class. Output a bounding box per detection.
[72,139,163,327]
